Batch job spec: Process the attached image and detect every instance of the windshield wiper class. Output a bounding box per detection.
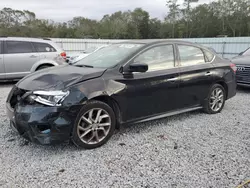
[73,64,94,68]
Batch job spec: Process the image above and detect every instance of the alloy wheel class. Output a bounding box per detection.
[77,108,111,145]
[209,88,224,112]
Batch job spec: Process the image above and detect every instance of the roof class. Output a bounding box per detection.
[116,39,207,49]
[0,37,52,43]
[123,39,194,44]
[126,39,192,44]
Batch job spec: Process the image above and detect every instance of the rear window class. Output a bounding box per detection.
[33,42,56,52]
[178,45,205,66]
[203,50,215,62]
[6,41,34,54]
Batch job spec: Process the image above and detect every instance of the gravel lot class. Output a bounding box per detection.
[0,84,249,188]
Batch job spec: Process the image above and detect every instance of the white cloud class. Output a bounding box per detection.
[0,0,211,22]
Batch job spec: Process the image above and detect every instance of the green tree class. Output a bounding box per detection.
[131,8,150,39]
[166,0,180,38]
[0,2,249,39]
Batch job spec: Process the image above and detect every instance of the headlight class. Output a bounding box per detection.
[28,90,69,106]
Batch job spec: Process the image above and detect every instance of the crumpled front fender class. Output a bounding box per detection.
[63,78,126,106]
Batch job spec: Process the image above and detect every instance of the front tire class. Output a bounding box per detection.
[72,100,116,149]
[204,84,226,114]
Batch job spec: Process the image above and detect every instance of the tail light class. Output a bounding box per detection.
[60,52,67,60]
[230,63,237,73]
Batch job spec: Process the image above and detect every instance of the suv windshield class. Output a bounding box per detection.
[74,43,143,68]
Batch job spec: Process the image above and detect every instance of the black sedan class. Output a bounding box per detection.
[6,40,237,149]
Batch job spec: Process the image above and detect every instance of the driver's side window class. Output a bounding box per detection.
[134,45,175,72]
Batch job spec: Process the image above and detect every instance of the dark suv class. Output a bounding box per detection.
[6,40,237,149]
[231,47,250,87]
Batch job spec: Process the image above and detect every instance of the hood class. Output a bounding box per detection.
[17,65,106,91]
[231,55,250,65]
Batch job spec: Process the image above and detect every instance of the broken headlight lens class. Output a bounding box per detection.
[28,90,69,106]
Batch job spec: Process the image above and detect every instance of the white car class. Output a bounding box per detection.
[0,37,66,80]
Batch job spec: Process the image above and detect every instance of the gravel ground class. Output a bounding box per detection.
[0,84,249,188]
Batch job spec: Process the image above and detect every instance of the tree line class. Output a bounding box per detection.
[0,0,249,39]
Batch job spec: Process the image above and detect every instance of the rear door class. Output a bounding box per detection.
[0,41,5,79]
[4,41,40,79]
[32,42,58,60]
[177,44,215,108]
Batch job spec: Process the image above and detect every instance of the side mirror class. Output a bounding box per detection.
[129,63,148,73]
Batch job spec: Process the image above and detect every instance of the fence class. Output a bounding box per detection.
[51,37,250,59]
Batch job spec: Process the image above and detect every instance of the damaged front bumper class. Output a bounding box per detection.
[6,88,82,145]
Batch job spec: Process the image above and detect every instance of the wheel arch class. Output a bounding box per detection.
[35,63,54,71]
[215,81,228,99]
[90,95,122,129]
[30,60,58,72]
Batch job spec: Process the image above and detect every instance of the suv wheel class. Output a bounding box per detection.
[204,84,226,114]
[72,100,116,149]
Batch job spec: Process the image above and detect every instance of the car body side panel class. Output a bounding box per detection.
[4,52,40,79]
[109,69,180,122]
[178,63,215,108]
[38,51,61,62]
[3,41,40,79]
[62,69,180,124]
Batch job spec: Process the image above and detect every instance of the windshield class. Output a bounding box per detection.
[74,43,143,68]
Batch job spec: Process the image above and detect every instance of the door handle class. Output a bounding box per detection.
[167,77,179,82]
[205,72,212,76]
[30,55,38,58]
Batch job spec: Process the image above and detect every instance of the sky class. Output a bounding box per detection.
[0,0,211,22]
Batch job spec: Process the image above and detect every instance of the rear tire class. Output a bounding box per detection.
[204,84,226,114]
[72,100,116,149]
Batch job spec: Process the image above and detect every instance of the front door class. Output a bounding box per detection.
[113,44,180,122]
[4,41,40,79]
[177,44,215,108]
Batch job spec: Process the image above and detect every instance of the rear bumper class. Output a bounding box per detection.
[6,102,82,145]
